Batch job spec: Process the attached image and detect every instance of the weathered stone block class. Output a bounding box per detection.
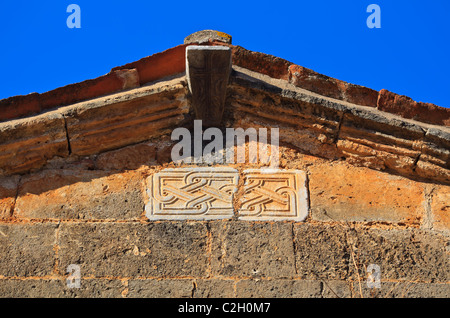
[0,112,68,175]
[0,279,124,298]
[64,79,189,156]
[128,279,194,298]
[377,89,450,127]
[193,279,235,298]
[58,222,209,278]
[309,162,425,224]
[15,169,144,220]
[345,227,449,282]
[288,65,378,107]
[294,224,350,280]
[0,223,58,277]
[0,280,63,298]
[210,221,296,278]
[0,175,20,219]
[295,223,449,282]
[352,282,450,298]
[95,142,157,171]
[235,279,321,298]
[430,185,450,232]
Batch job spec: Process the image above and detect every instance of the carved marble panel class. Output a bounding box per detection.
[238,169,309,221]
[146,167,238,220]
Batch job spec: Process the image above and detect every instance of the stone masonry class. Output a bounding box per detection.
[0,31,448,298]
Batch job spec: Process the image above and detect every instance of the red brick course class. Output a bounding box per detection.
[1,42,448,127]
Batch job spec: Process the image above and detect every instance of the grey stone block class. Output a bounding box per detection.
[0,223,58,277]
[352,281,450,298]
[58,222,209,278]
[128,279,194,298]
[294,224,350,280]
[210,221,296,278]
[193,279,236,298]
[0,279,124,298]
[235,279,322,298]
[0,279,64,298]
[184,30,232,45]
[294,223,449,282]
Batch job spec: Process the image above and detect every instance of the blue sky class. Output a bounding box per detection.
[0,1,449,108]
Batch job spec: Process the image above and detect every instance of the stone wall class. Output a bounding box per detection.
[0,136,448,298]
[0,44,448,298]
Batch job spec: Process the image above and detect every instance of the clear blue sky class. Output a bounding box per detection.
[0,0,449,107]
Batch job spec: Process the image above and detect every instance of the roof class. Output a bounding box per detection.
[0,30,449,185]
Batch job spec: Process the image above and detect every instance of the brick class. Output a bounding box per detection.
[0,223,58,277]
[113,69,140,90]
[210,221,296,278]
[15,169,144,220]
[112,44,188,85]
[288,65,378,107]
[193,279,235,298]
[430,185,450,232]
[0,93,40,122]
[231,46,292,80]
[0,68,140,123]
[344,83,378,108]
[377,89,450,127]
[39,70,139,113]
[58,222,209,278]
[0,175,20,219]
[309,162,425,224]
[128,279,194,298]
[235,279,321,298]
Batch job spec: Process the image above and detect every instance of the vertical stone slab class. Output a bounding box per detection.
[145,167,239,220]
[186,46,232,126]
[238,169,309,221]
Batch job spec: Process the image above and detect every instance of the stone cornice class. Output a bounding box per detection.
[0,36,448,184]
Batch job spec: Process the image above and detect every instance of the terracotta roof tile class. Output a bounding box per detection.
[0,37,448,128]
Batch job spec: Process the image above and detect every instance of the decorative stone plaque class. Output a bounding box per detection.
[238,169,309,221]
[146,167,238,220]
